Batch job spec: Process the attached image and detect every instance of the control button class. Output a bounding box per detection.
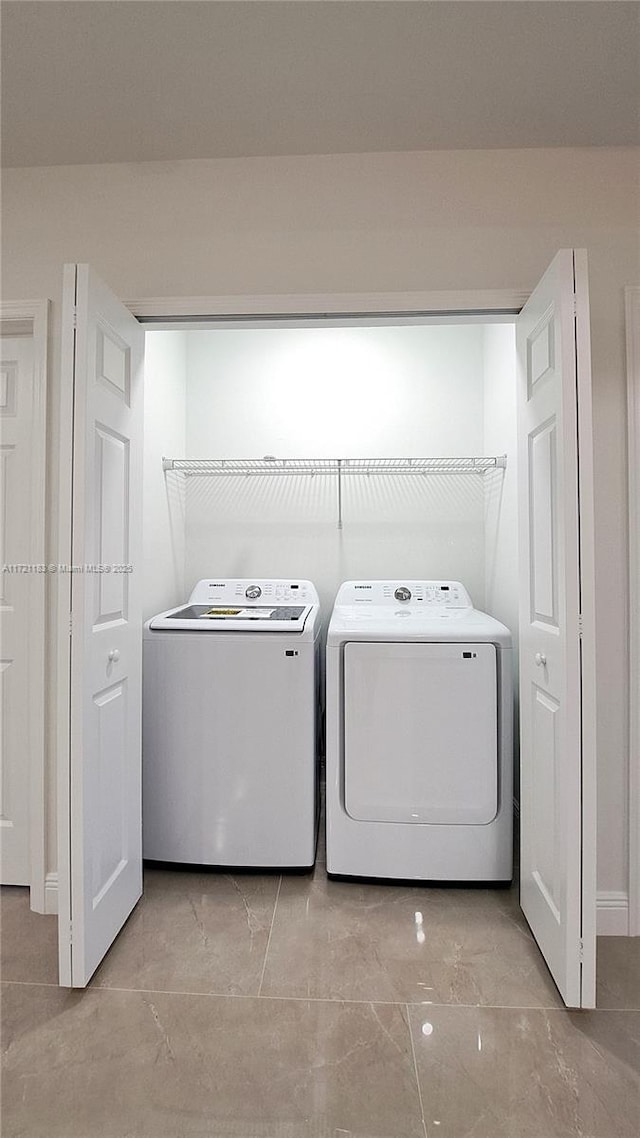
[394,586,412,602]
[245,584,262,599]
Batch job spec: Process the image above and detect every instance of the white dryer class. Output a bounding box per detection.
[143,579,321,868]
[325,580,512,882]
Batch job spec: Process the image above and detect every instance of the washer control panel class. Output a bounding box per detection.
[189,579,319,606]
[336,580,472,608]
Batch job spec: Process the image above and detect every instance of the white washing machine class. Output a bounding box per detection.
[143,578,321,868]
[325,580,513,882]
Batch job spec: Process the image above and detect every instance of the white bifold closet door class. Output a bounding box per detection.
[516,249,597,1009]
[58,264,145,987]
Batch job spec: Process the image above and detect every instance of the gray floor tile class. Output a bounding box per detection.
[0,886,57,985]
[261,874,561,1006]
[92,868,281,996]
[1,983,425,1138]
[408,1003,640,1137]
[597,935,640,1009]
[417,886,563,1008]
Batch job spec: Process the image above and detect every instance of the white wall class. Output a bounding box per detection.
[483,325,519,647]
[1,146,636,896]
[483,323,520,799]
[182,324,487,616]
[142,331,187,621]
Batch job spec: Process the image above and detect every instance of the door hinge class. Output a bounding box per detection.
[72,306,78,330]
[573,294,578,318]
[578,938,584,962]
[69,615,73,637]
[69,921,72,945]
[578,613,584,639]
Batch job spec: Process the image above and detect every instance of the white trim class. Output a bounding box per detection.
[56,265,77,986]
[597,892,629,936]
[44,871,59,915]
[574,249,598,989]
[127,288,529,322]
[626,285,640,936]
[0,299,49,915]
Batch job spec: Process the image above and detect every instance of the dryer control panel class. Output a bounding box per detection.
[335,580,473,608]
[189,579,319,606]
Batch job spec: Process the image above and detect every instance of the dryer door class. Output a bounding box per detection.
[344,641,497,824]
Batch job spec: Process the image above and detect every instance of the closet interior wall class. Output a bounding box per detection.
[142,332,187,623]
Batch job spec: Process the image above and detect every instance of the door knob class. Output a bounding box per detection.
[108,649,120,663]
[535,652,547,667]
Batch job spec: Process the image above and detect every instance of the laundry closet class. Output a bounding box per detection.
[55,253,596,1006]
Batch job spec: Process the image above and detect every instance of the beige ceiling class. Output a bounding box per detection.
[1,1,639,168]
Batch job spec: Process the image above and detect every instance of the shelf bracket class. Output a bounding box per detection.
[337,458,343,530]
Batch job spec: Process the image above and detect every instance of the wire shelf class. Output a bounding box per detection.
[162,454,507,528]
[162,455,507,477]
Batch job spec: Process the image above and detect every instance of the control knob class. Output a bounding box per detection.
[394,586,412,602]
[245,584,262,599]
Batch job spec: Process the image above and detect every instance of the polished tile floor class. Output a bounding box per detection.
[2,825,639,1137]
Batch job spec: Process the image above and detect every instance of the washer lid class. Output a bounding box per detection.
[148,603,314,632]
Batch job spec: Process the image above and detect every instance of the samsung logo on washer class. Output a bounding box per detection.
[354,584,373,602]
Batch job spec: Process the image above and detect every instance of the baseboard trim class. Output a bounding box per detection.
[44,872,58,915]
[597,891,629,936]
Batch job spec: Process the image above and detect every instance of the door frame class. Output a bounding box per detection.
[0,299,49,912]
[126,287,528,324]
[626,285,640,936]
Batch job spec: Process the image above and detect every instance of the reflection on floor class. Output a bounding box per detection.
[2,827,639,1137]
